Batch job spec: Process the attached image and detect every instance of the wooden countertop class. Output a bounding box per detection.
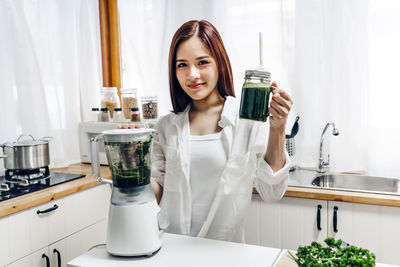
[0,164,111,218]
[2,163,400,219]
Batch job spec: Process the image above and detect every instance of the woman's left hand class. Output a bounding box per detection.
[269,81,293,130]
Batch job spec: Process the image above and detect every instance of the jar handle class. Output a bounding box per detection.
[17,134,35,143]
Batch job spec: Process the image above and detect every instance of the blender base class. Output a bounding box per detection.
[106,199,163,257]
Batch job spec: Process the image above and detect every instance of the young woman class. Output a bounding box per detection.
[124,20,293,243]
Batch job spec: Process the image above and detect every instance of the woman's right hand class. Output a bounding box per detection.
[118,124,141,129]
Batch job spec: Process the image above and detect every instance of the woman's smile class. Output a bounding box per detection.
[188,82,205,89]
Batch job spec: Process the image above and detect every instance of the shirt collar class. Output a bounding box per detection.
[170,96,237,129]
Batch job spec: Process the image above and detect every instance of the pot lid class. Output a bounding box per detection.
[2,134,50,147]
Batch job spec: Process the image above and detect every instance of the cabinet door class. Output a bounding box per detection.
[328,201,400,265]
[0,216,11,266]
[259,197,328,250]
[244,194,261,245]
[280,197,328,250]
[6,247,49,267]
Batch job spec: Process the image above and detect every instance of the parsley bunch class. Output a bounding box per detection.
[288,238,376,267]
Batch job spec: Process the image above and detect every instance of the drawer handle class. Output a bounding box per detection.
[53,248,61,267]
[317,205,322,231]
[37,204,59,215]
[333,206,339,233]
[42,253,50,267]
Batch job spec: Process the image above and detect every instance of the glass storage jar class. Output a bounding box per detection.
[239,68,272,122]
[121,88,138,120]
[100,108,110,122]
[141,96,158,119]
[101,87,120,119]
[113,108,123,122]
[91,108,100,122]
[130,107,141,122]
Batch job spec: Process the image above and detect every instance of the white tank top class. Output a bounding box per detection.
[189,131,227,236]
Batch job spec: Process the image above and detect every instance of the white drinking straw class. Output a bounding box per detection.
[259,32,264,68]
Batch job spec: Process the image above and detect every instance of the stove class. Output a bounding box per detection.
[0,167,85,202]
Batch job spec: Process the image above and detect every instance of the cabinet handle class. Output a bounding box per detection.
[53,248,61,267]
[317,205,322,231]
[37,204,58,215]
[333,206,339,233]
[42,253,50,267]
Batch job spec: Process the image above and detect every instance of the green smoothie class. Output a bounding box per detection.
[239,82,271,122]
[105,139,152,188]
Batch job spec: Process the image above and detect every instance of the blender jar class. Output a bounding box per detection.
[102,128,157,188]
[239,69,272,122]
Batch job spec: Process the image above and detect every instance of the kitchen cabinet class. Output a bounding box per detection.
[6,219,107,267]
[244,195,327,249]
[327,201,400,265]
[1,184,110,267]
[245,195,400,265]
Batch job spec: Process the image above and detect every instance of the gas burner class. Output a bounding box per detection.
[5,166,50,183]
[0,172,85,202]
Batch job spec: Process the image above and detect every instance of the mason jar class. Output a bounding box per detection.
[121,88,138,120]
[101,87,120,119]
[239,68,272,122]
[141,96,158,119]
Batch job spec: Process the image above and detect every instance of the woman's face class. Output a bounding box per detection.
[175,36,219,101]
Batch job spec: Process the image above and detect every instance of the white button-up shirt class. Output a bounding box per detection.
[152,96,290,242]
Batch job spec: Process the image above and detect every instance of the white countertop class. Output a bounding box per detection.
[67,233,282,267]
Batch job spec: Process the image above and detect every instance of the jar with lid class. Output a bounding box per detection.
[113,108,123,122]
[121,88,138,120]
[100,108,110,122]
[91,108,100,122]
[101,87,120,119]
[141,96,158,119]
[130,107,141,122]
[239,68,272,122]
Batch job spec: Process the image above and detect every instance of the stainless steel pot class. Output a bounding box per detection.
[0,134,52,170]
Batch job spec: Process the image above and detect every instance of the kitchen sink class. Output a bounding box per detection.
[311,174,400,195]
[288,168,400,195]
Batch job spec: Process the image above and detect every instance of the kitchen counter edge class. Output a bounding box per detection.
[0,163,111,218]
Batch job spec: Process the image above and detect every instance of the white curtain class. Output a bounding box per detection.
[0,0,102,170]
[118,0,400,177]
[294,0,400,177]
[118,0,295,116]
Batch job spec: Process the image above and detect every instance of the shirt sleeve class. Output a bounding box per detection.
[253,151,291,202]
[251,121,291,202]
[151,119,166,187]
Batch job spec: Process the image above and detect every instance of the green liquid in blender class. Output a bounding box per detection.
[239,83,271,122]
[105,140,152,188]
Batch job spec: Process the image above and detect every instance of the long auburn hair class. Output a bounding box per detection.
[168,20,235,113]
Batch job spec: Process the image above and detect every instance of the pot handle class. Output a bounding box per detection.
[17,134,35,143]
[39,136,54,142]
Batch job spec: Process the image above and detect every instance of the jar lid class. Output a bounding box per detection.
[245,67,271,79]
[92,108,99,111]
[102,87,118,92]
[131,107,139,111]
[114,108,122,111]
[120,88,138,93]
[141,96,157,100]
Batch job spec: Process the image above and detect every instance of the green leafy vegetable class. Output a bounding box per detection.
[288,238,376,267]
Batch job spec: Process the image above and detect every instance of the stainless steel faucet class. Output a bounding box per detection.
[318,122,339,173]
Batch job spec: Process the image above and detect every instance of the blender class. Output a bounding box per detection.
[90,128,164,256]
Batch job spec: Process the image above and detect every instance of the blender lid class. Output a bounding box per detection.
[102,128,157,135]
[102,128,157,142]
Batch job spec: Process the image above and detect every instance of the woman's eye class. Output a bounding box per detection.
[177,63,186,68]
[198,60,209,65]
